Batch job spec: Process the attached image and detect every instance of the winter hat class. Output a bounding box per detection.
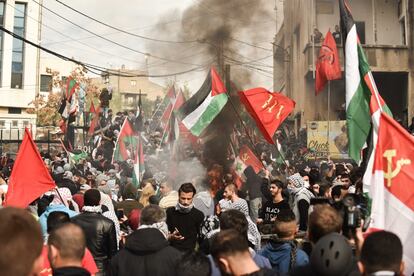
[63,163,71,172]
[54,166,64,174]
[80,184,91,191]
[63,171,73,179]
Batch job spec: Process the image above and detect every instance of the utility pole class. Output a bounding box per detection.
[216,39,225,79]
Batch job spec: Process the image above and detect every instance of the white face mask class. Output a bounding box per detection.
[303,180,310,188]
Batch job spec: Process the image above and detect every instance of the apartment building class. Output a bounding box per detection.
[0,0,40,135]
[91,66,165,111]
[274,0,414,127]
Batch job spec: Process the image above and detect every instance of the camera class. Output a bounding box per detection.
[310,193,370,235]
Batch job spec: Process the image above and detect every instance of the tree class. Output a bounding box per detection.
[27,66,99,126]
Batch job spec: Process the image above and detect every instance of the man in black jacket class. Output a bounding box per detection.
[166,183,205,252]
[110,205,182,276]
[72,189,117,275]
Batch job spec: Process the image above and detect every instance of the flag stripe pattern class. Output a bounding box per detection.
[177,68,228,137]
[340,0,391,162]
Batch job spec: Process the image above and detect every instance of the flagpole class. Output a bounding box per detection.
[327,81,331,157]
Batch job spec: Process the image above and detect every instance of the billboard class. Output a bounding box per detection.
[306,120,349,159]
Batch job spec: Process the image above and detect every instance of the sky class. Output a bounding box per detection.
[38,0,280,93]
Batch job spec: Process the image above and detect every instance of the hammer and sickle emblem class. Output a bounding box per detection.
[383,149,411,187]
[261,95,274,110]
[276,105,284,119]
[241,153,250,162]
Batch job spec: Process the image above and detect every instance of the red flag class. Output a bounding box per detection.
[365,112,414,269]
[89,101,96,113]
[315,31,342,94]
[239,88,295,144]
[88,105,101,135]
[4,129,56,208]
[239,145,262,174]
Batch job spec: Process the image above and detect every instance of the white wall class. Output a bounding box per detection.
[375,0,402,45]
[315,0,403,45]
[0,0,39,108]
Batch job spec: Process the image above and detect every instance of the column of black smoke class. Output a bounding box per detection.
[145,0,273,180]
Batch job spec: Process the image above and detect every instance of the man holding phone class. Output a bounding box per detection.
[166,183,204,252]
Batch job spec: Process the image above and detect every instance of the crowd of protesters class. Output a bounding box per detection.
[0,94,409,276]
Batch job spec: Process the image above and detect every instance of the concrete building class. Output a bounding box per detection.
[0,0,40,136]
[274,0,414,128]
[91,66,165,110]
[38,56,78,97]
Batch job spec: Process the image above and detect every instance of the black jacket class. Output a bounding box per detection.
[72,212,117,273]
[110,228,182,276]
[52,266,91,276]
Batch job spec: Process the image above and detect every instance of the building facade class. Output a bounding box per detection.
[0,0,40,137]
[91,66,165,111]
[275,0,414,128]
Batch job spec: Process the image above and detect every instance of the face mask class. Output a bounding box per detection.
[175,202,193,213]
[304,180,310,188]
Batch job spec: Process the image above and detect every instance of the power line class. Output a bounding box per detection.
[55,0,200,44]
[229,37,273,52]
[31,0,205,67]
[0,25,210,78]
[5,2,147,68]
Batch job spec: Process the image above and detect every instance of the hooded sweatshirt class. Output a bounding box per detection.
[110,228,182,276]
[259,241,309,274]
[193,191,215,217]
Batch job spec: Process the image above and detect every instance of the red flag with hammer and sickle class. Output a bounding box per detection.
[239,88,295,144]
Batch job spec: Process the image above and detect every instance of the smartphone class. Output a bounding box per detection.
[116,209,125,220]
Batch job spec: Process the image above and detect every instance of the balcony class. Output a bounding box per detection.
[304,43,410,77]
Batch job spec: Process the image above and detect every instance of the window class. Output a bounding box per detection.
[23,120,29,127]
[8,107,22,114]
[11,3,26,89]
[12,120,18,127]
[0,120,4,128]
[130,80,137,87]
[126,95,134,104]
[40,74,52,92]
[0,1,5,86]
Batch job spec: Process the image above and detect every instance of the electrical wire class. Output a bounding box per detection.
[0,25,210,78]
[229,37,273,52]
[31,0,205,67]
[55,0,200,44]
[5,2,148,68]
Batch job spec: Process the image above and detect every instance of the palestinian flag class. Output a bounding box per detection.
[160,86,176,127]
[132,134,145,187]
[339,0,391,163]
[68,151,88,167]
[274,138,285,165]
[177,67,228,137]
[88,102,101,136]
[58,77,79,119]
[112,119,137,163]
